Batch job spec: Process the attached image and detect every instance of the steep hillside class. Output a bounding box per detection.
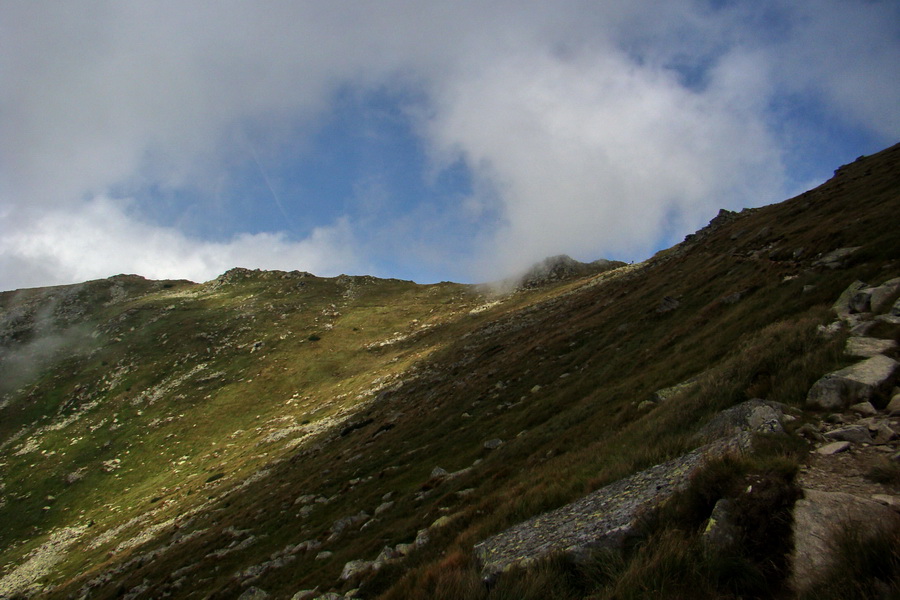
[1,143,900,599]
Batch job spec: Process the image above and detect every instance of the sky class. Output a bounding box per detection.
[1,1,899,291]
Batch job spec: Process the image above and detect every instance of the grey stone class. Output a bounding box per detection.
[314,551,333,560]
[483,438,503,450]
[430,467,449,479]
[845,337,897,358]
[790,489,900,593]
[848,320,877,336]
[289,590,319,600]
[374,501,394,516]
[702,499,740,553]
[848,401,878,416]
[832,280,868,319]
[656,296,680,313]
[870,277,900,313]
[806,355,899,410]
[474,434,751,578]
[824,425,873,444]
[886,394,900,416]
[815,441,851,455]
[877,314,900,325]
[874,422,899,445]
[696,399,783,442]
[817,321,843,337]
[814,247,861,269]
[238,587,269,600]
[340,559,374,581]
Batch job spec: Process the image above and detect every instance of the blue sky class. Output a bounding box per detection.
[1,1,898,290]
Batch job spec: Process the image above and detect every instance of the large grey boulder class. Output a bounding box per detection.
[790,489,900,593]
[474,434,750,579]
[806,355,899,410]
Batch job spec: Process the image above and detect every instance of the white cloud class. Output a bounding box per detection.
[423,47,784,278]
[0,197,358,290]
[0,1,897,290]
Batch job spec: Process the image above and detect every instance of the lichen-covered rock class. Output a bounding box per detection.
[696,399,783,442]
[474,434,750,578]
[806,355,899,410]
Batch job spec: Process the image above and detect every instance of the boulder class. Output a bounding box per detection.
[790,489,900,593]
[474,434,750,579]
[696,399,783,442]
[823,425,873,445]
[238,587,269,600]
[806,355,899,410]
[844,337,897,358]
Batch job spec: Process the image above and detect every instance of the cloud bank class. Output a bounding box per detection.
[1,1,898,289]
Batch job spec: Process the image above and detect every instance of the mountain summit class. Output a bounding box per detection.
[2,144,900,599]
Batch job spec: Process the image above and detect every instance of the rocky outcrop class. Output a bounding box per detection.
[806,355,899,410]
[474,432,752,578]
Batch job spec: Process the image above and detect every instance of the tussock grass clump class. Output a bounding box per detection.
[865,458,900,486]
[798,522,900,600]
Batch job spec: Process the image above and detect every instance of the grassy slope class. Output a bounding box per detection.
[0,143,898,598]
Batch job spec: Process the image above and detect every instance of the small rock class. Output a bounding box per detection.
[374,501,394,516]
[886,394,900,416]
[289,590,319,600]
[637,400,655,411]
[656,296,680,313]
[315,551,333,560]
[874,422,899,445]
[872,494,900,510]
[869,277,900,313]
[483,439,503,450]
[430,515,453,529]
[814,247,861,270]
[797,423,826,442]
[530,385,542,394]
[340,559,374,581]
[430,467,449,479]
[702,499,740,553]
[414,528,430,548]
[848,401,879,416]
[824,426,874,444]
[816,441,851,455]
[238,587,269,600]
